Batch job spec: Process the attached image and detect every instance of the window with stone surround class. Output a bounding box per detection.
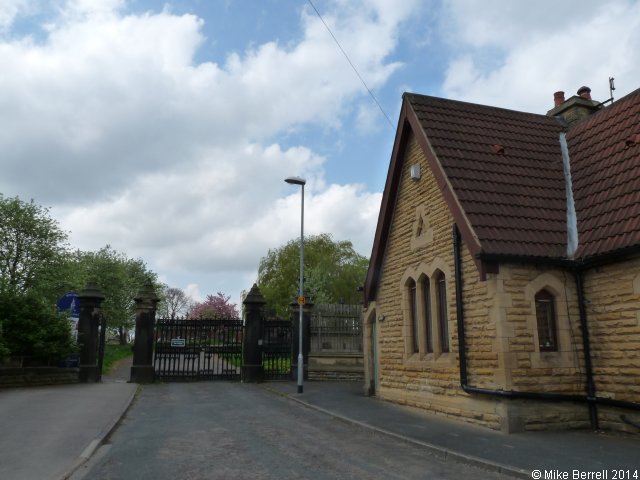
[535,289,557,352]
[401,262,454,363]
[421,276,433,353]
[435,271,449,353]
[524,272,579,366]
[409,279,419,353]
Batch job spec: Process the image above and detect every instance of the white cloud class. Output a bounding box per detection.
[0,0,413,203]
[443,0,608,49]
[441,0,640,113]
[58,142,325,266]
[0,0,408,299]
[184,283,202,303]
[0,0,35,32]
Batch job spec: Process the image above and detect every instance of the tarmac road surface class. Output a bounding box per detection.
[71,382,517,480]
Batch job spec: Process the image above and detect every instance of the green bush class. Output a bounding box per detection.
[0,292,76,364]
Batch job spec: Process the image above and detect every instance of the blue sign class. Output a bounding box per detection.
[57,292,80,318]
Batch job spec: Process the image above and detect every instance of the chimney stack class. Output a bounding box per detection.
[547,85,601,125]
[554,91,566,107]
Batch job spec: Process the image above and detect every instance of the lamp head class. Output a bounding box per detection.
[284,176,306,186]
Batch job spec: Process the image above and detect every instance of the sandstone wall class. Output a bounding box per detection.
[367,130,640,434]
[371,132,503,429]
[582,259,640,433]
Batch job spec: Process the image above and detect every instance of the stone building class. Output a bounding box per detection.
[362,86,640,433]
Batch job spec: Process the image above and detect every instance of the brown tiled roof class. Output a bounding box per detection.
[567,88,640,259]
[365,88,640,302]
[407,94,568,258]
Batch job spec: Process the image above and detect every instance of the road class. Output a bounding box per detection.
[72,382,517,480]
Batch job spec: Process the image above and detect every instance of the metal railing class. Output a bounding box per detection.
[310,304,362,354]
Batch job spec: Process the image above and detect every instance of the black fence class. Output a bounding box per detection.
[262,319,293,380]
[310,304,362,354]
[152,303,361,382]
[154,317,243,381]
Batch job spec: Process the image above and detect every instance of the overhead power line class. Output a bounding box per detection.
[307,0,395,129]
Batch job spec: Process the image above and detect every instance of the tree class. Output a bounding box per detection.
[71,246,156,344]
[1,291,75,363]
[157,285,192,319]
[0,195,74,362]
[257,233,368,316]
[189,292,239,319]
[0,195,68,298]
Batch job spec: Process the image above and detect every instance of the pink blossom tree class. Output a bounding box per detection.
[188,292,239,319]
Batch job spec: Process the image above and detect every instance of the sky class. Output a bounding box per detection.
[1,0,639,308]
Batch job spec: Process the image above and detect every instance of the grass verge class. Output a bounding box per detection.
[102,343,134,374]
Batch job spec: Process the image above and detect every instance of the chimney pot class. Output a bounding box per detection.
[553,91,565,106]
[577,86,592,100]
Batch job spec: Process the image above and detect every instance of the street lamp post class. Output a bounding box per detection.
[285,175,306,394]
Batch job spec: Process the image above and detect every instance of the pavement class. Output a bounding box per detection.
[0,359,137,480]
[268,382,640,478]
[1,361,639,480]
[0,382,137,480]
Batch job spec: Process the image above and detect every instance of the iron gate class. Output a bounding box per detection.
[154,317,243,381]
[263,319,292,380]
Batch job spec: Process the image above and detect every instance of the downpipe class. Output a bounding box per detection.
[453,224,584,403]
[574,270,599,429]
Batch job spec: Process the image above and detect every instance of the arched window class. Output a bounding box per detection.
[408,279,419,353]
[421,277,433,353]
[535,289,557,352]
[435,271,449,353]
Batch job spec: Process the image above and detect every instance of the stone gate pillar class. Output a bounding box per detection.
[242,284,265,383]
[291,298,312,381]
[130,280,158,384]
[78,281,105,383]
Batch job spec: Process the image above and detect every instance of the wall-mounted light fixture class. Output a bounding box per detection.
[410,164,421,180]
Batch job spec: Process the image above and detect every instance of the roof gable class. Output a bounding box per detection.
[408,94,568,259]
[365,89,640,303]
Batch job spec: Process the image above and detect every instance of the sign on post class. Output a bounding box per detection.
[297,296,305,306]
[57,292,80,318]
